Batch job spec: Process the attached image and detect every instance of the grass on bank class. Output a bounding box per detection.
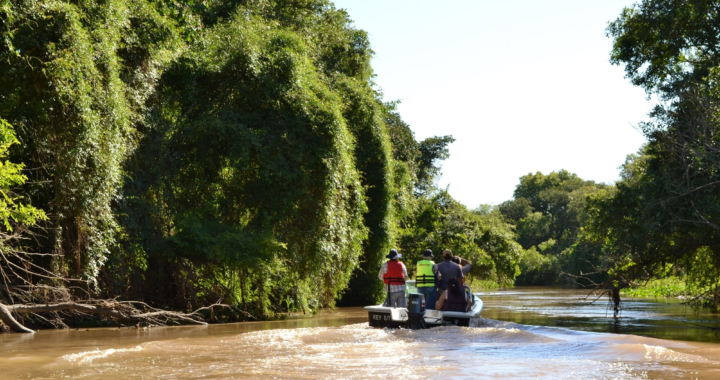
[622,277,687,298]
[467,279,505,290]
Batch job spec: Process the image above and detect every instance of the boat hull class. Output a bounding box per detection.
[368,310,409,329]
[365,295,483,329]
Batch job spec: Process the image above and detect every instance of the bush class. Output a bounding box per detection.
[515,246,560,285]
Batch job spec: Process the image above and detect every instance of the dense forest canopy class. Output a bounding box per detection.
[1,0,720,330]
[0,0,522,326]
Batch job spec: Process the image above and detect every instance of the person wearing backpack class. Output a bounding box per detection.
[436,276,471,312]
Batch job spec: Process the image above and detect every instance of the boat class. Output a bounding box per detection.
[364,280,483,329]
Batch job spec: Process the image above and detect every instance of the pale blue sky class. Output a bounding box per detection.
[332,0,653,207]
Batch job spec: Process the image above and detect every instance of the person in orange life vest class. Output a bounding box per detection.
[436,276,471,312]
[378,249,408,307]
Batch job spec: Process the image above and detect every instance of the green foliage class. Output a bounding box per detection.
[0,119,47,230]
[0,0,180,282]
[581,114,720,300]
[516,246,559,286]
[0,0,525,319]
[0,0,390,315]
[684,247,720,310]
[622,277,687,298]
[500,170,607,285]
[398,191,521,287]
[335,80,395,306]
[602,1,720,310]
[119,3,376,313]
[608,0,720,96]
[416,135,455,194]
[383,101,419,222]
[498,197,532,224]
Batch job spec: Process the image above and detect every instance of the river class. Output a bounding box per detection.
[0,288,719,379]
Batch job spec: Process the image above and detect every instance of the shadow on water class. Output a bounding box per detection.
[479,286,720,343]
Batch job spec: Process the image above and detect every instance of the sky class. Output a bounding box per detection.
[332,0,654,208]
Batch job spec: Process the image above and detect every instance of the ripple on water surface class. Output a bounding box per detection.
[24,320,719,379]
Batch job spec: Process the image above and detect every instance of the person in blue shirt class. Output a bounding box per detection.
[435,249,463,291]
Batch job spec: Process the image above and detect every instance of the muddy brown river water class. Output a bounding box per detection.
[1,287,719,379]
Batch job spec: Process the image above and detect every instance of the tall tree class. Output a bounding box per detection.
[499,171,606,285]
[608,0,720,96]
[0,0,183,283]
[0,0,406,317]
[416,135,455,194]
[398,191,521,287]
[578,0,720,308]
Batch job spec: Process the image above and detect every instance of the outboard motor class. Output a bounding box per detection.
[407,293,426,329]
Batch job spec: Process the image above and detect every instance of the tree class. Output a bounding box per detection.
[1,0,410,325]
[118,3,378,314]
[499,171,607,285]
[398,191,521,287]
[0,119,48,298]
[0,0,182,283]
[581,91,720,309]
[608,0,720,96]
[592,0,720,310]
[416,136,455,194]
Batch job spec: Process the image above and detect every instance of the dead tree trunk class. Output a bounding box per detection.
[611,287,622,318]
[0,301,232,333]
[0,303,35,333]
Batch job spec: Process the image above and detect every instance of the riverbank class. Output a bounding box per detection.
[622,276,720,314]
[622,277,688,299]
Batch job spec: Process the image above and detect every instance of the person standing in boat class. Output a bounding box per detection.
[436,249,464,292]
[451,256,472,283]
[452,255,475,302]
[378,249,407,308]
[415,249,438,310]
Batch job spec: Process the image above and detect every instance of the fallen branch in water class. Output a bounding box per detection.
[0,229,256,333]
[0,300,236,333]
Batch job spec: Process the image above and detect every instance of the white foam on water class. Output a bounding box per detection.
[641,344,713,363]
[62,346,144,365]
[18,321,720,379]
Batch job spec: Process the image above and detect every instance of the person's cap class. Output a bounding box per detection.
[421,249,433,258]
[386,249,402,259]
[443,249,453,260]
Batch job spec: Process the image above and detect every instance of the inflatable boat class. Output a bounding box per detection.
[365,280,483,329]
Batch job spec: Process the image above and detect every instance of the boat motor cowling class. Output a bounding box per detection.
[407,293,426,329]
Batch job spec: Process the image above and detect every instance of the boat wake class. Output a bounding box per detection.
[24,320,720,379]
[62,346,144,365]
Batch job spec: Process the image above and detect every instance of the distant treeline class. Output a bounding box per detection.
[0,0,719,326]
